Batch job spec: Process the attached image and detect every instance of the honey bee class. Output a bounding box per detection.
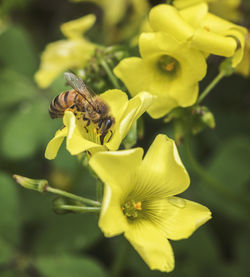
[49,72,115,144]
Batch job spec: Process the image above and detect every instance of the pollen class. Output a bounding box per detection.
[93,128,102,137]
[133,201,142,210]
[165,62,175,72]
[122,199,142,219]
[158,55,179,74]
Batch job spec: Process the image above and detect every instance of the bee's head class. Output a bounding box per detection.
[95,98,109,116]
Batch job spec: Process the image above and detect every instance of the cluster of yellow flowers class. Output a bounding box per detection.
[33,0,247,273]
[114,2,246,118]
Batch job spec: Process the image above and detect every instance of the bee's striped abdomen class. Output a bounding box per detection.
[49,90,80,119]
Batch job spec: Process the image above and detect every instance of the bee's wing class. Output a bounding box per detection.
[64,72,95,105]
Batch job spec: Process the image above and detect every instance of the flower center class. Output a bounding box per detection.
[75,112,113,145]
[122,200,142,220]
[158,55,179,74]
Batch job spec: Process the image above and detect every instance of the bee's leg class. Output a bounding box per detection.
[98,119,103,129]
[66,105,77,116]
[107,130,113,143]
[82,118,90,133]
[94,119,103,135]
[83,118,90,126]
[100,132,106,145]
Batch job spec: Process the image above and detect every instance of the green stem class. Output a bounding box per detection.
[100,59,121,89]
[197,71,225,104]
[96,180,103,202]
[56,205,100,213]
[46,187,101,207]
[184,135,250,211]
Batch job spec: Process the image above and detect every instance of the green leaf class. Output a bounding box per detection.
[33,213,101,254]
[197,136,250,220]
[35,255,107,277]
[0,172,21,245]
[208,137,250,190]
[0,271,16,277]
[236,227,250,276]
[0,26,37,76]
[1,99,60,160]
[0,237,13,264]
[0,0,30,17]
[0,69,35,109]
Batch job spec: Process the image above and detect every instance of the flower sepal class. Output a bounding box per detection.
[219,57,235,76]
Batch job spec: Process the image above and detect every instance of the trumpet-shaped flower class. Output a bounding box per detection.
[149,4,246,67]
[89,134,211,272]
[114,32,207,118]
[173,0,242,22]
[45,90,153,159]
[35,15,96,88]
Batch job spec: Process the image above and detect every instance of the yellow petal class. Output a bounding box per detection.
[139,32,207,83]
[162,197,212,240]
[141,134,190,196]
[98,184,128,237]
[124,222,174,272]
[99,89,128,124]
[179,3,208,29]
[149,4,193,42]
[63,111,102,155]
[173,0,204,9]
[114,57,149,99]
[236,32,250,77]
[181,6,247,66]
[106,91,153,150]
[45,127,67,160]
[191,28,237,57]
[89,148,144,190]
[35,39,95,88]
[114,57,181,118]
[60,14,96,39]
[203,13,247,66]
[114,32,206,118]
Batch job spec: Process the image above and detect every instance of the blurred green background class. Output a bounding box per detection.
[0,0,250,276]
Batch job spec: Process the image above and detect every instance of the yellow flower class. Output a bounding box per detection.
[45,90,153,159]
[236,31,250,77]
[150,4,246,67]
[173,0,242,22]
[114,32,207,118]
[35,15,96,88]
[89,134,211,272]
[71,0,149,43]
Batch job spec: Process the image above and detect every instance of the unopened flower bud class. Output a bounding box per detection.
[13,175,48,192]
[123,121,137,149]
[191,106,216,134]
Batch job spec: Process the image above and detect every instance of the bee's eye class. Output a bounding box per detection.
[105,119,112,129]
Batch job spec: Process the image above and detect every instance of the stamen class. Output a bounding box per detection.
[158,55,179,74]
[165,62,175,72]
[133,201,142,210]
[122,200,142,219]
